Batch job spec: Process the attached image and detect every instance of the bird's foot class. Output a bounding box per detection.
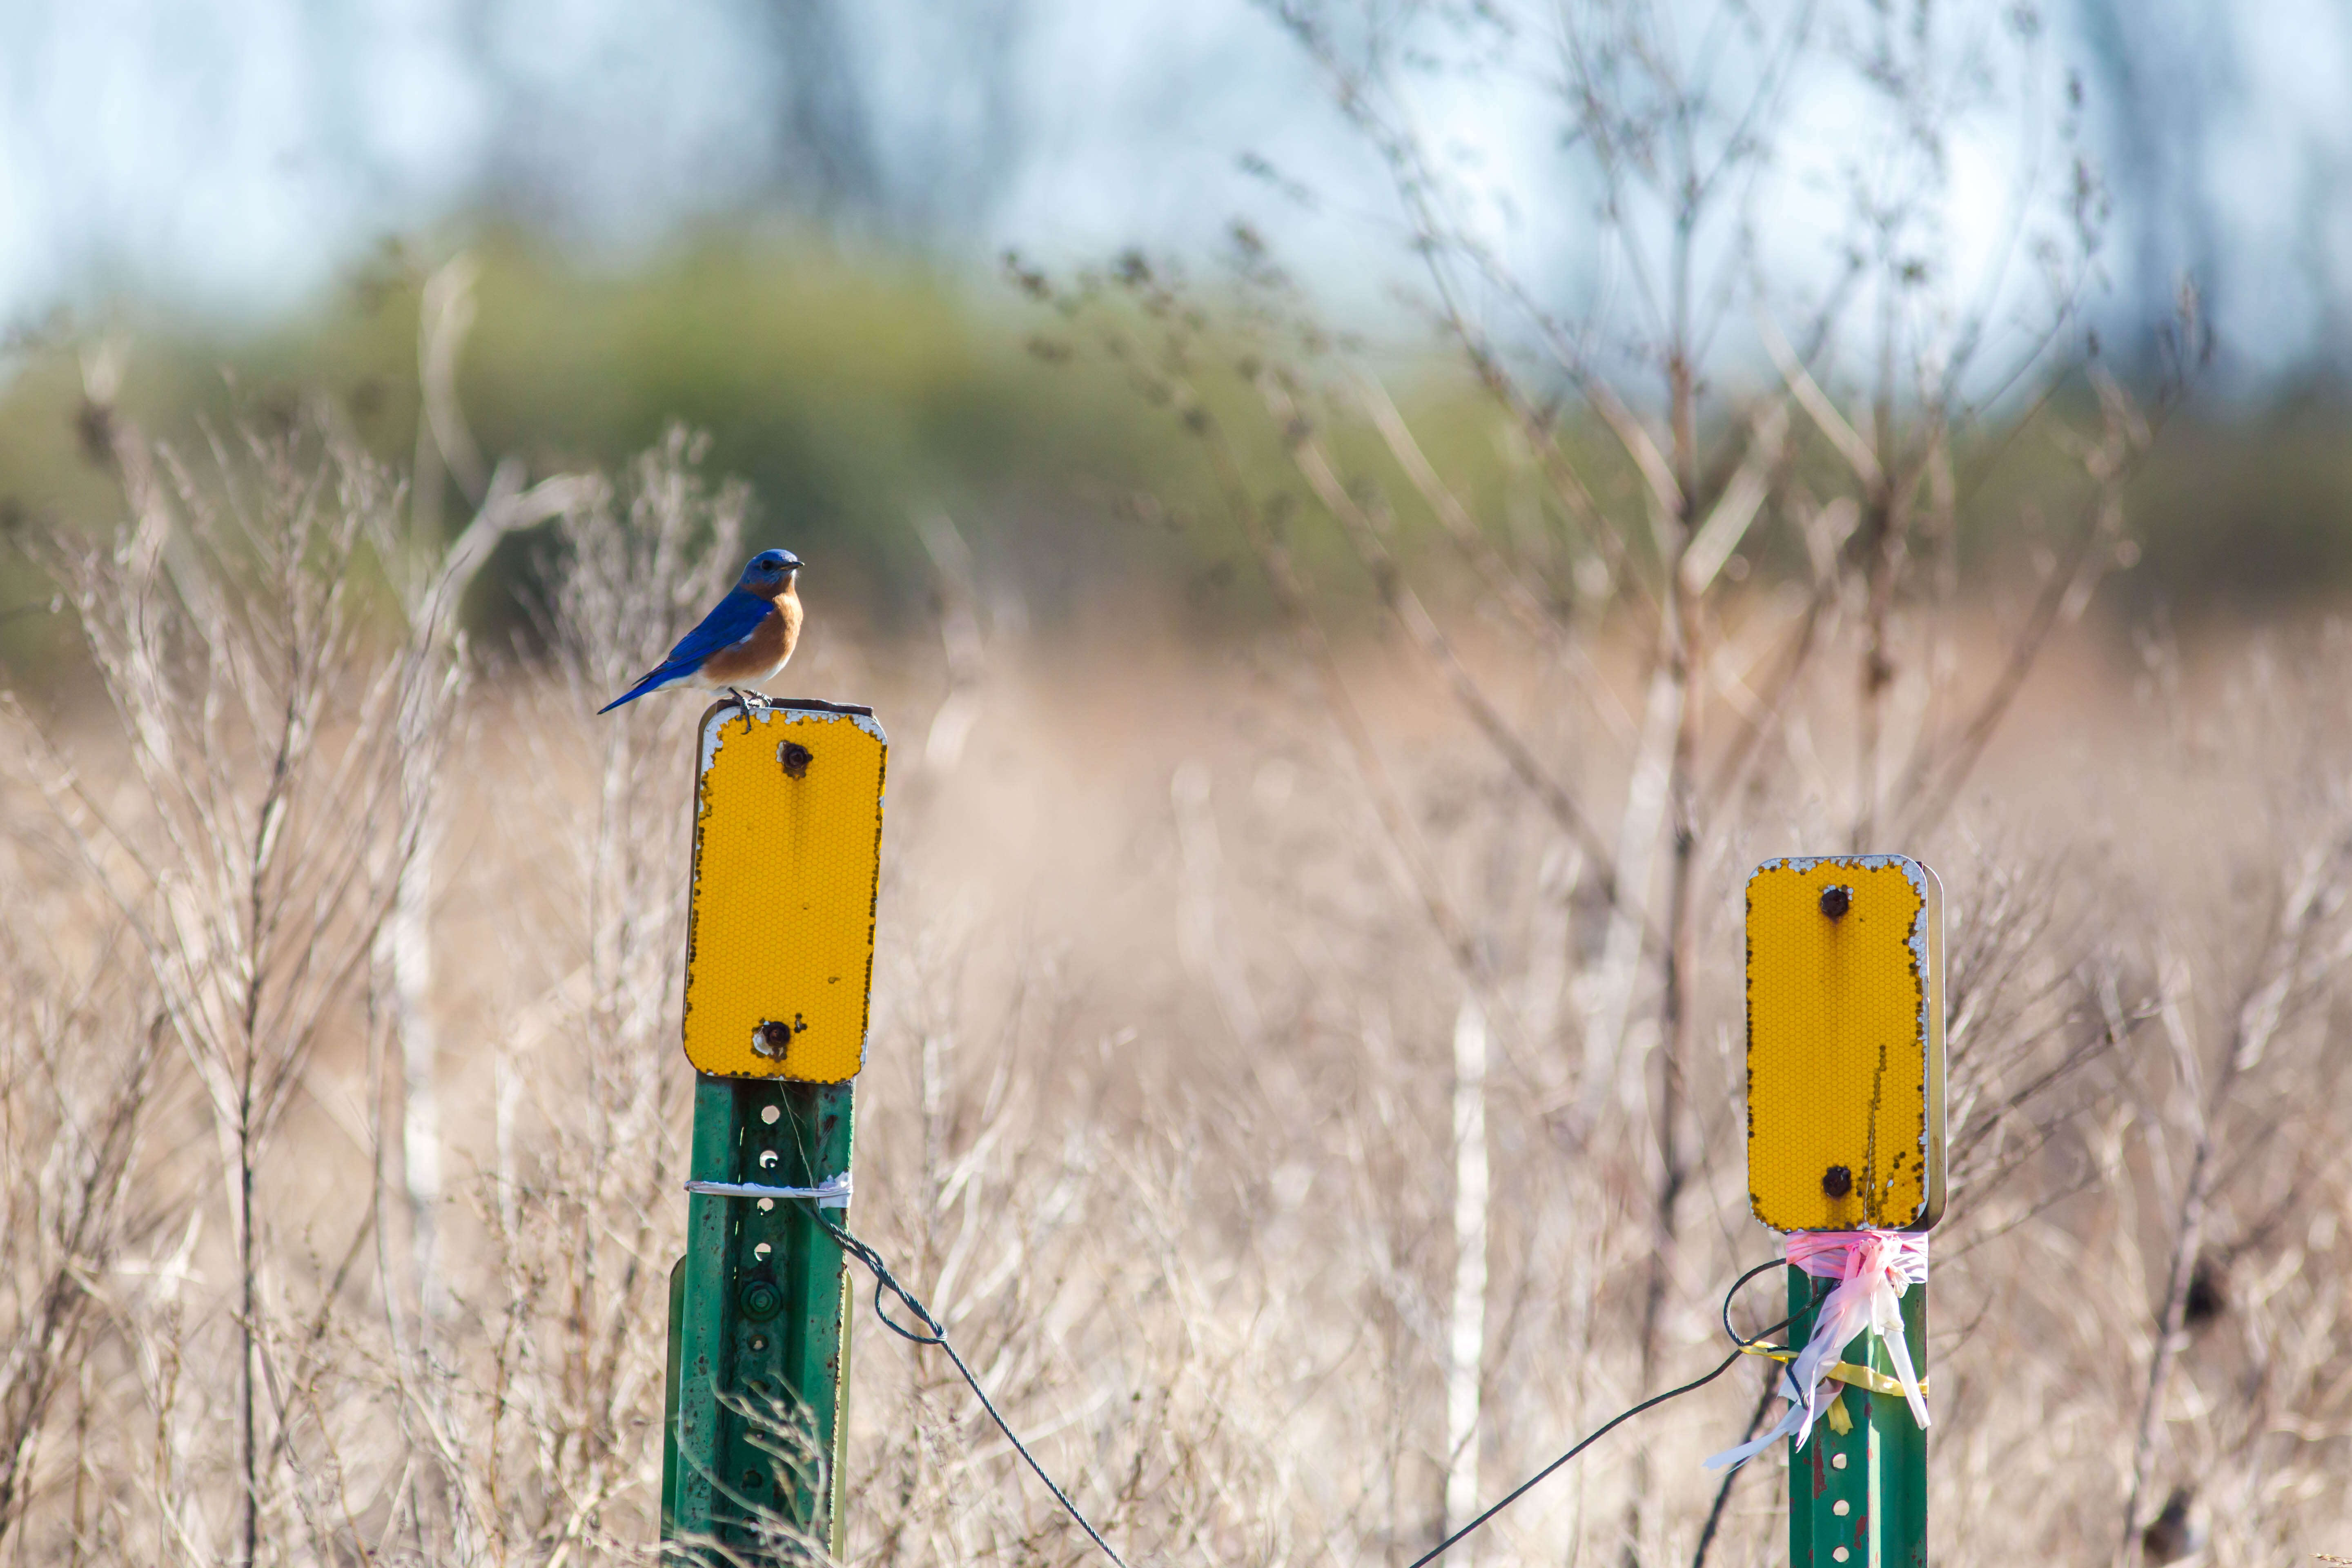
[726,687,762,726]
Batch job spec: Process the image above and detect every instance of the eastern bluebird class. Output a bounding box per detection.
[598,548,804,716]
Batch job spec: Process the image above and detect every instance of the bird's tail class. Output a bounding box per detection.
[597,666,679,715]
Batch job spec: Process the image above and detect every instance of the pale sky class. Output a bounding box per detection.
[2,0,2349,383]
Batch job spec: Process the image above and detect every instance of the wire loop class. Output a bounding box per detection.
[811,1213,1129,1568]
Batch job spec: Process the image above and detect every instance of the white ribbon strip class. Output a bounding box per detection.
[1704,1229,1929,1472]
[1707,1366,1812,1472]
[684,1173,853,1210]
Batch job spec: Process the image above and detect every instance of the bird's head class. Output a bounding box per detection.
[739,549,802,598]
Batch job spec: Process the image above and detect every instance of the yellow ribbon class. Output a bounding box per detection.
[1740,1342,1931,1403]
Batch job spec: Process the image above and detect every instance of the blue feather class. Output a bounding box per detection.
[659,588,776,667]
[597,589,777,714]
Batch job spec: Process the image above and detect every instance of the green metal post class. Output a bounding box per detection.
[662,1257,685,1536]
[1788,1266,1928,1568]
[666,1072,856,1562]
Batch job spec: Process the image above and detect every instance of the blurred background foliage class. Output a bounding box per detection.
[0,233,1188,658]
[8,230,2352,675]
[7,0,2352,683]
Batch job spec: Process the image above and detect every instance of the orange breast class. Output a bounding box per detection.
[697,588,801,685]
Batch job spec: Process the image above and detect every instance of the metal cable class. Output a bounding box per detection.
[813,1214,1131,1568]
[1404,1263,1793,1568]
[806,1196,1789,1568]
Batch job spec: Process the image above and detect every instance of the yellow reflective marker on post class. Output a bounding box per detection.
[1747,855,1944,1232]
[682,702,886,1082]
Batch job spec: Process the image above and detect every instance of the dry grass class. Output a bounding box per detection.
[4,421,2352,1568]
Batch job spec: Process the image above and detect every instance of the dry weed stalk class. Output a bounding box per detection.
[4,409,459,1564]
[0,924,165,1547]
[2104,695,2352,1567]
[0,415,760,1567]
[434,431,747,1566]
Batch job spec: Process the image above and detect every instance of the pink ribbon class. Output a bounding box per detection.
[1704,1230,1929,1472]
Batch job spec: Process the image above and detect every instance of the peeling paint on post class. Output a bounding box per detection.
[662,701,885,1564]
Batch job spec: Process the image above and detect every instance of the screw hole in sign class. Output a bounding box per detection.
[751,1016,808,1060]
[778,740,813,779]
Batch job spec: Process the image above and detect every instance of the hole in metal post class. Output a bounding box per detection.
[760,1105,780,1125]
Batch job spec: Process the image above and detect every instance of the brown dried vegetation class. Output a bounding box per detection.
[0,396,2347,1568]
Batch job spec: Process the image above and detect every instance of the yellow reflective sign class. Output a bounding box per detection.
[1746,855,1944,1232]
[682,702,887,1082]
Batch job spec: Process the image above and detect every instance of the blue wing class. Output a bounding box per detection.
[598,589,775,713]
[658,588,775,668]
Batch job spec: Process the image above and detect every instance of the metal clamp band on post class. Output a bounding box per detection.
[684,1173,854,1209]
